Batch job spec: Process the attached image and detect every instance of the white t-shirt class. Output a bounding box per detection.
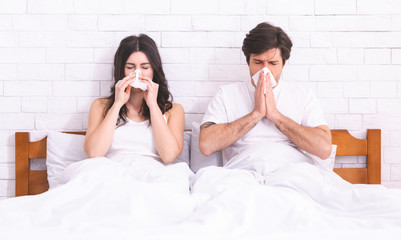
[201,80,328,165]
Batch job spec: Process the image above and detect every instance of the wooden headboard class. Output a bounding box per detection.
[15,129,381,197]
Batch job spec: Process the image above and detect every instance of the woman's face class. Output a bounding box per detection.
[124,51,154,80]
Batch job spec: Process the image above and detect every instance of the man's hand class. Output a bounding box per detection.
[264,73,280,122]
[253,71,267,120]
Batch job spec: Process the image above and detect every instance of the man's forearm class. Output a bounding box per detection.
[273,112,332,159]
[199,111,263,156]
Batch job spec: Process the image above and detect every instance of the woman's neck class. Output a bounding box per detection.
[125,91,146,121]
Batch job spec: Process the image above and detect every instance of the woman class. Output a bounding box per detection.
[84,34,184,164]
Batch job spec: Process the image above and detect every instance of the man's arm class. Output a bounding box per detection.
[199,111,263,156]
[272,112,332,159]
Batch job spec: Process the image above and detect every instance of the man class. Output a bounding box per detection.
[199,22,332,166]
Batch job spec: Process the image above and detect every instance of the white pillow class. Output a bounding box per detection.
[301,145,337,171]
[190,122,223,173]
[46,131,88,189]
[172,131,191,165]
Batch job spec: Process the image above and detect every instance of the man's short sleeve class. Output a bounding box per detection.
[301,89,328,127]
[201,87,229,125]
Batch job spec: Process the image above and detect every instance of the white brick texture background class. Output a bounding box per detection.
[1,0,401,197]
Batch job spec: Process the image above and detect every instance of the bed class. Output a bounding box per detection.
[6,128,401,240]
[15,129,381,196]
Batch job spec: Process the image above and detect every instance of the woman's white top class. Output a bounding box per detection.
[106,117,166,160]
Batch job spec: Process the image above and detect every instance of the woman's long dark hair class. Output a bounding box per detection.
[105,34,173,126]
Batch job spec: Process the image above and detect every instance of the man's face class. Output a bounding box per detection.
[249,48,285,87]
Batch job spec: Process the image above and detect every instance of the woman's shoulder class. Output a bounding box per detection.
[165,103,184,121]
[90,98,110,114]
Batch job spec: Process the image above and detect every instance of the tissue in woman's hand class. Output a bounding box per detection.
[251,67,277,91]
[129,69,147,91]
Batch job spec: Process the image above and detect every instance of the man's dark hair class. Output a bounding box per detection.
[242,22,293,65]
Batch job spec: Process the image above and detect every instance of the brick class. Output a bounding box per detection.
[315,0,356,14]
[67,32,114,47]
[171,0,218,14]
[208,64,249,81]
[376,32,401,47]
[35,113,83,130]
[66,64,112,81]
[114,32,161,48]
[358,0,401,14]
[4,81,52,96]
[382,131,391,147]
[215,48,241,64]
[159,48,189,64]
[319,98,348,114]
[390,132,401,147]
[332,32,376,48]
[338,49,364,64]
[47,97,77,113]
[377,99,401,114]
[289,16,316,31]
[197,97,213,113]
[0,15,12,30]
[0,114,34,129]
[189,48,214,64]
[220,0,266,14]
[390,165,401,181]
[0,163,15,179]
[358,65,401,82]
[43,15,68,31]
[169,81,194,97]
[146,16,192,31]
[365,49,390,64]
[28,0,73,13]
[290,32,310,48]
[234,32,247,48]
[310,65,357,82]
[0,0,26,14]
[0,180,15,197]
[384,147,401,163]
[194,82,232,97]
[18,64,64,81]
[0,130,11,146]
[192,16,240,31]
[98,15,145,31]
[370,82,397,98]
[73,0,122,14]
[120,0,170,14]
[0,48,46,63]
[0,64,17,81]
[54,81,99,97]
[77,97,97,113]
[349,99,376,114]
[391,49,401,64]
[317,16,391,31]
[173,97,198,114]
[0,81,3,95]
[19,32,66,47]
[291,49,337,65]
[0,97,21,113]
[164,64,209,81]
[0,32,18,47]
[207,32,235,48]
[162,32,208,48]
[22,97,47,113]
[382,163,391,181]
[0,146,14,163]
[240,16,289,32]
[316,82,343,98]
[68,15,98,31]
[100,81,114,97]
[310,32,332,48]
[392,15,401,31]
[344,82,370,98]
[363,114,401,131]
[13,15,41,31]
[266,0,314,15]
[334,114,362,130]
[47,48,93,63]
[94,48,116,64]
[281,65,309,82]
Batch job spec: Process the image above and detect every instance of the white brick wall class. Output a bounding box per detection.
[1,0,401,198]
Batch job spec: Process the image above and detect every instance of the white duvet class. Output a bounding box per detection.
[1,143,401,240]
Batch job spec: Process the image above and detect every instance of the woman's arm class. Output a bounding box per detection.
[150,103,185,164]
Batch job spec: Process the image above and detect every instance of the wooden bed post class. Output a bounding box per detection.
[367,129,381,184]
[15,132,30,196]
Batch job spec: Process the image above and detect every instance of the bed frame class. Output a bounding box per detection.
[14,129,381,197]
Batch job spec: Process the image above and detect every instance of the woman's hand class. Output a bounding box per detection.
[114,74,135,108]
[141,76,159,109]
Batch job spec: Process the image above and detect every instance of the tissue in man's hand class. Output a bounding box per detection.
[129,69,147,91]
[251,67,277,92]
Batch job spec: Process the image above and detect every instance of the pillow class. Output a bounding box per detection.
[171,131,191,165]
[190,122,223,173]
[301,145,337,171]
[46,131,88,189]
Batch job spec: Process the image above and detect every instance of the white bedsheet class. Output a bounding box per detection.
[1,146,401,240]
